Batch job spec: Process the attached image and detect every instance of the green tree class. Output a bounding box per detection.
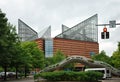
[21,41,45,75]
[92,50,111,64]
[45,50,66,66]
[0,9,18,80]
[111,42,120,69]
[11,42,29,78]
[53,50,66,63]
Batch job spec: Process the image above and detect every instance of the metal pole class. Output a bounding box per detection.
[96,23,120,26]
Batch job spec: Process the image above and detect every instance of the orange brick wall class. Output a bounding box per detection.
[35,38,44,50]
[35,38,99,59]
[53,38,99,58]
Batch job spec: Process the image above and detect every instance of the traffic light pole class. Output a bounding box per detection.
[96,21,120,39]
[96,23,120,26]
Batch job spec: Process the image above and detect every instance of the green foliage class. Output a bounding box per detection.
[0,67,3,72]
[21,41,45,69]
[111,42,120,69]
[54,50,66,63]
[34,71,103,81]
[63,62,75,71]
[92,43,120,69]
[0,9,19,80]
[0,9,19,66]
[92,50,111,65]
[45,50,66,66]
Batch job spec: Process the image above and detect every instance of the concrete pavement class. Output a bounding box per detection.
[1,77,120,82]
[1,79,34,82]
[102,78,120,82]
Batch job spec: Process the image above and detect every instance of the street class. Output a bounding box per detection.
[102,78,120,82]
[1,77,120,82]
[1,79,34,82]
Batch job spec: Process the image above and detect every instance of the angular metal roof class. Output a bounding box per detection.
[18,19,38,41]
[38,26,51,39]
[55,14,98,42]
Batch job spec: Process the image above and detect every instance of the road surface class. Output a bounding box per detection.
[1,79,34,82]
[1,77,120,82]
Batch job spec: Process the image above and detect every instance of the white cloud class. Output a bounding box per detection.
[0,0,120,56]
[99,41,117,56]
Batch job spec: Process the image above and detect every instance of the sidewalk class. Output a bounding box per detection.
[0,75,34,82]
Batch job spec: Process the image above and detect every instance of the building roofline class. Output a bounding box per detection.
[18,19,38,34]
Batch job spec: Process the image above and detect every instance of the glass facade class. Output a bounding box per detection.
[44,39,53,57]
[62,24,69,32]
[18,19,38,41]
[38,26,51,39]
[55,14,98,42]
[18,14,98,58]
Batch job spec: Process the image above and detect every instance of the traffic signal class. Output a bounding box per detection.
[103,27,107,32]
[101,32,105,39]
[101,27,109,39]
[106,32,109,39]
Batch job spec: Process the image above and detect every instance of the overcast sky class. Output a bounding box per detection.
[0,0,120,56]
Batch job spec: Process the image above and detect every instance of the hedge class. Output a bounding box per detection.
[34,71,103,81]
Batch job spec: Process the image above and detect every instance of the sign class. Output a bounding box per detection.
[109,20,116,28]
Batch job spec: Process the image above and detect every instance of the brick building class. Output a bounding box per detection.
[35,38,99,58]
[18,14,99,69]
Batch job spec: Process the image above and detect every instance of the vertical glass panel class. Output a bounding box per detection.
[45,39,53,57]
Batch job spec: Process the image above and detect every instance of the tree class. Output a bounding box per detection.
[45,50,66,66]
[92,50,111,64]
[111,42,120,69]
[0,9,18,80]
[11,42,28,79]
[21,41,45,75]
[53,50,66,63]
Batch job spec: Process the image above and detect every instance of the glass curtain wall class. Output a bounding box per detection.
[18,19,38,41]
[55,14,98,42]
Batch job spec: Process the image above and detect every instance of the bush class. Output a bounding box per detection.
[34,71,103,81]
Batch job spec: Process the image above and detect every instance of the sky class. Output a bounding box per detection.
[0,0,120,56]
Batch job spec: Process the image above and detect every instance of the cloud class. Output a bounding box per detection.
[0,0,120,56]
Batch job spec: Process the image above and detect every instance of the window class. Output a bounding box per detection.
[45,39,53,57]
[90,52,95,56]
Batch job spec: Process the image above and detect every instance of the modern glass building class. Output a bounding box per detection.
[55,14,98,42]
[18,14,99,60]
[18,19,38,41]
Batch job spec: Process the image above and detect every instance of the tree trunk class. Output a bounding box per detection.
[25,66,27,78]
[4,66,7,81]
[15,66,18,79]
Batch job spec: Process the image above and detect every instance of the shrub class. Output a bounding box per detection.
[34,71,103,81]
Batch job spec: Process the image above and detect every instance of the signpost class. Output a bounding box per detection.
[109,20,116,28]
[96,20,120,39]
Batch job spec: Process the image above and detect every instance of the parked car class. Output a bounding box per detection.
[0,72,16,78]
